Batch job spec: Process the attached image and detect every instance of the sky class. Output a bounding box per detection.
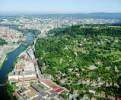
[0,0,121,14]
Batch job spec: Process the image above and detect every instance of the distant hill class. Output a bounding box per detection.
[0,13,121,19]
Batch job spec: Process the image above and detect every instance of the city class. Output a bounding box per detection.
[0,0,121,100]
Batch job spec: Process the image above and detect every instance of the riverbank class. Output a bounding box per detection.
[0,44,21,69]
[0,31,37,84]
[0,55,6,69]
[0,30,37,100]
[0,26,25,69]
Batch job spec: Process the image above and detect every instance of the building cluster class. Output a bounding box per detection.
[9,48,67,100]
[1,16,120,38]
[0,26,25,68]
[0,27,24,43]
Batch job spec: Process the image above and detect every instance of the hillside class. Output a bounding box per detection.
[35,25,121,99]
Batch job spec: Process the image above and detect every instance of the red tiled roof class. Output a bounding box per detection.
[54,87,64,94]
[41,79,64,94]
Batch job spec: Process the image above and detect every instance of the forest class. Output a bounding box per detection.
[35,25,121,99]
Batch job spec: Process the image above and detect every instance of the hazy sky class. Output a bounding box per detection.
[0,0,121,13]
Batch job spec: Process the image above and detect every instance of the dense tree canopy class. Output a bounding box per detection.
[0,38,7,45]
[35,25,121,98]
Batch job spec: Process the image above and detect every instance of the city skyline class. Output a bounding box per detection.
[0,0,121,14]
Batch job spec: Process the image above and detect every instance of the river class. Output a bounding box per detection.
[0,32,35,84]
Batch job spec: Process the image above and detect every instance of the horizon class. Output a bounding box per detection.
[0,0,121,14]
[0,12,121,16]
